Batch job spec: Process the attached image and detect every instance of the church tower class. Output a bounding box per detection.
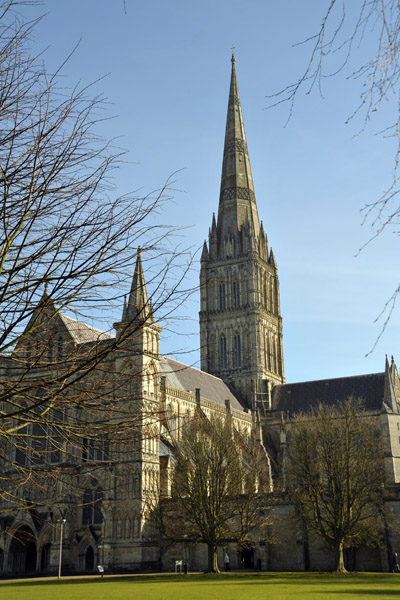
[199,55,285,406]
[112,248,162,566]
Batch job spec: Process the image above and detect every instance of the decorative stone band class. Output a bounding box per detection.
[223,138,247,154]
[220,187,256,202]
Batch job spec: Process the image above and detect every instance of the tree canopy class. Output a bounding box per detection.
[157,414,271,572]
[286,397,386,572]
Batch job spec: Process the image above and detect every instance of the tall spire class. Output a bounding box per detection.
[200,54,285,400]
[218,54,260,241]
[123,247,153,323]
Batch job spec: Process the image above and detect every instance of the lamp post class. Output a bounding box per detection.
[57,518,66,579]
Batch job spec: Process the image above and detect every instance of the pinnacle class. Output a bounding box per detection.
[123,248,153,324]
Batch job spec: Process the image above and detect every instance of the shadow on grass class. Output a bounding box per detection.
[0,572,398,590]
[329,593,400,597]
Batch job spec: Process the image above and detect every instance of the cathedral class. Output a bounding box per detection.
[1,55,400,576]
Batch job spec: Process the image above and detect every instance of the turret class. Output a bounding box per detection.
[122,247,153,325]
[114,248,162,362]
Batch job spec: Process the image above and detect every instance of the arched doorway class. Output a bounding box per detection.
[240,547,255,569]
[9,526,37,574]
[85,545,95,571]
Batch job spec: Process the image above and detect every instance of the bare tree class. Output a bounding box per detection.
[0,2,190,517]
[272,1,400,341]
[156,414,271,573]
[274,1,400,222]
[285,397,386,572]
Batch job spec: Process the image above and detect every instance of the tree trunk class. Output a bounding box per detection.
[207,543,219,573]
[336,540,347,573]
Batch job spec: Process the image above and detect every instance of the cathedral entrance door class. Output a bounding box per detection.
[9,526,37,574]
[240,547,255,569]
[85,546,95,571]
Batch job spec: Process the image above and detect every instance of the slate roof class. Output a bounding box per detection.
[272,372,385,415]
[59,314,114,345]
[159,438,174,457]
[159,356,247,412]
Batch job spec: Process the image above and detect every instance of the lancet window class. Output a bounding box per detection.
[232,281,240,307]
[219,334,227,369]
[219,283,226,310]
[233,333,242,368]
[82,486,103,525]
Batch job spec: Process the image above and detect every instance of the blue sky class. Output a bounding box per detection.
[20,1,400,382]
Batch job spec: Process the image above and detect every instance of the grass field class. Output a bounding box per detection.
[1,572,400,600]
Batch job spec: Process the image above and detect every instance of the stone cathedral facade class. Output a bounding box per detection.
[1,56,400,576]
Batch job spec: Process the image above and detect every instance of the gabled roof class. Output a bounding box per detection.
[159,356,247,412]
[59,314,114,345]
[272,372,385,415]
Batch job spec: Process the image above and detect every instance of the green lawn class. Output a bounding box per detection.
[1,572,400,600]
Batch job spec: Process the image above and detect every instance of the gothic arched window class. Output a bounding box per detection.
[232,281,240,307]
[219,334,227,369]
[219,283,226,310]
[233,333,242,368]
[31,422,46,465]
[82,486,103,525]
[82,437,109,463]
[270,281,275,313]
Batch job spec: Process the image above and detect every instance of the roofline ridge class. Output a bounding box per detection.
[59,313,114,338]
[276,371,385,388]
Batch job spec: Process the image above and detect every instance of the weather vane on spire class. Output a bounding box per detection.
[231,46,236,61]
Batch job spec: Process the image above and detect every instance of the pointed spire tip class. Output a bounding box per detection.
[218,49,260,240]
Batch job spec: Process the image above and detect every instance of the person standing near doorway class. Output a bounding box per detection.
[224,552,230,571]
[392,552,399,573]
